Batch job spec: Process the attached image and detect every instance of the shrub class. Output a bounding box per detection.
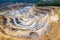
[36,2,60,6]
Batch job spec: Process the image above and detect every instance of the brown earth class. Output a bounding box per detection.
[0,6,60,40]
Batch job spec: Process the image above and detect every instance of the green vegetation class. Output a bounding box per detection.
[36,2,60,6]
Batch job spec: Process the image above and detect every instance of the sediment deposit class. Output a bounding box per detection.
[0,5,60,40]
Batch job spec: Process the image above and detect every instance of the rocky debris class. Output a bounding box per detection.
[7,3,26,10]
[0,2,26,12]
[0,6,60,40]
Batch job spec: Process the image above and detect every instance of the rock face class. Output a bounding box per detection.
[0,6,60,40]
[0,3,26,12]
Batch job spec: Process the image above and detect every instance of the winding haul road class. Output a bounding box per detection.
[0,5,57,39]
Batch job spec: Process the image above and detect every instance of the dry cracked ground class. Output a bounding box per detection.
[0,6,60,40]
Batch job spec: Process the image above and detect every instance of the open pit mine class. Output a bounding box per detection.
[0,3,60,40]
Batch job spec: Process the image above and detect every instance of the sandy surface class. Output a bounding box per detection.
[0,6,60,40]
